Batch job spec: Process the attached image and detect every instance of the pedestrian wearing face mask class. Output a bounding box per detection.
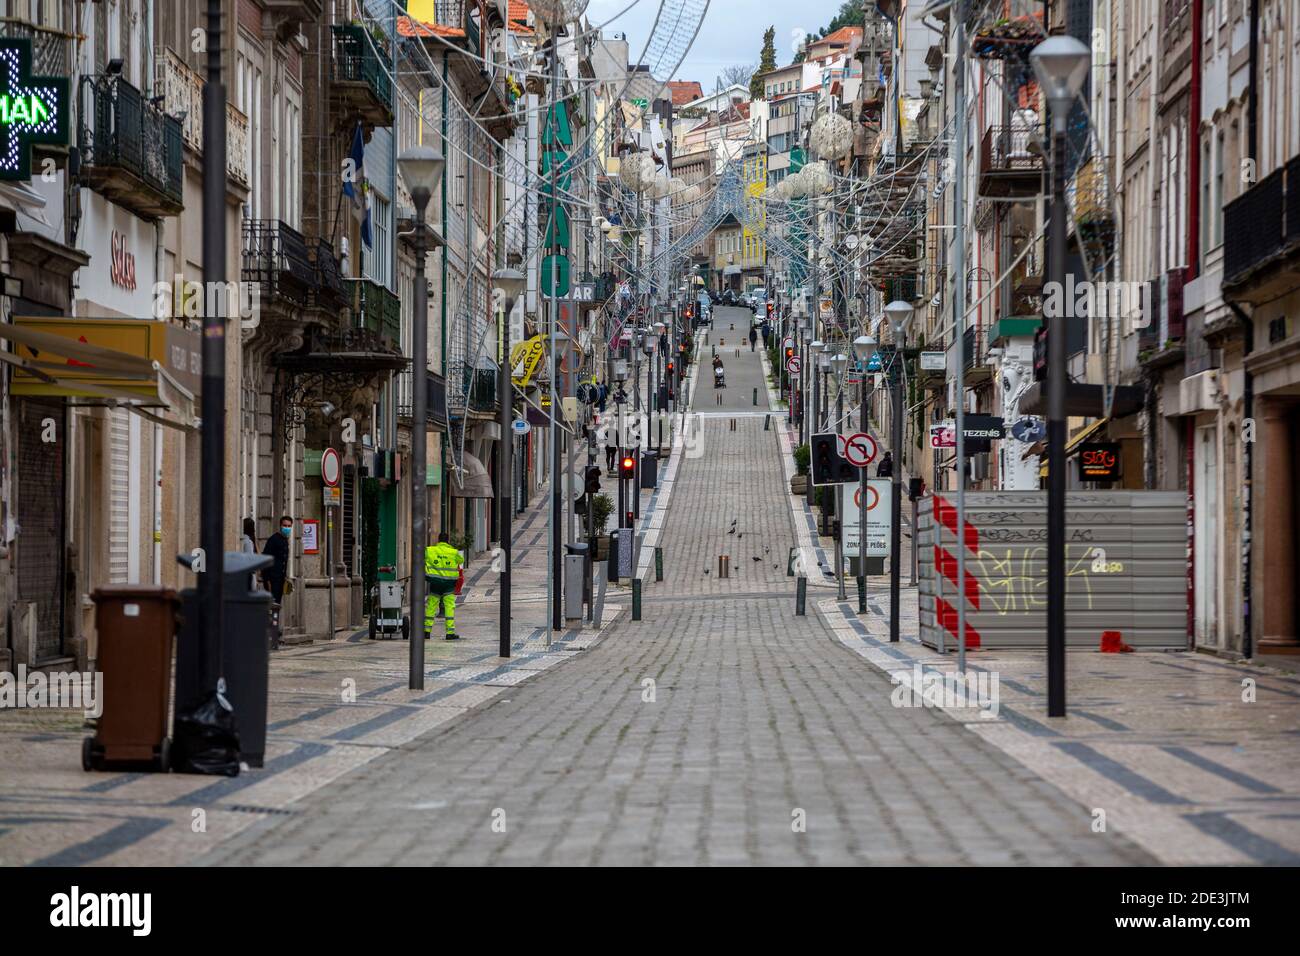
[261,515,294,603]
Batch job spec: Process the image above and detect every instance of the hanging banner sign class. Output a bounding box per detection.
[510,335,545,386]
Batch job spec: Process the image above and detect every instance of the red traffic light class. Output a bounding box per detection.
[785,347,794,359]
[667,361,674,374]
[766,302,774,314]
[620,456,636,477]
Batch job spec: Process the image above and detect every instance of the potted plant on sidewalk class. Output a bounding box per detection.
[591,493,614,560]
[791,443,810,495]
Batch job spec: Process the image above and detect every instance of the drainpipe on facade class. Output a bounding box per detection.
[1226,300,1254,659]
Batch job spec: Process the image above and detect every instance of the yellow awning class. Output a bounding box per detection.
[1039,418,1109,478]
[2,317,200,407]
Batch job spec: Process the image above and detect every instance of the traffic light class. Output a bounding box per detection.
[766,301,774,316]
[785,346,795,363]
[584,465,602,494]
[666,360,674,379]
[620,455,636,479]
[809,432,860,486]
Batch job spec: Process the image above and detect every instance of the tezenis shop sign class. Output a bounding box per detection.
[0,38,69,180]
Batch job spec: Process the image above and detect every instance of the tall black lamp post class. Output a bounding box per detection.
[1030,35,1091,718]
[398,145,446,690]
[883,299,914,644]
[492,267,525,659]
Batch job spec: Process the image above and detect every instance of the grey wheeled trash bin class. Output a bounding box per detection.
[174,551,274,767]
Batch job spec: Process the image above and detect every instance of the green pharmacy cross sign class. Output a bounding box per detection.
[0,38,69,181]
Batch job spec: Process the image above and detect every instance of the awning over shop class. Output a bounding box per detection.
[449,451,493,498]
[1038,417,1110,478]
[1,317,200,426]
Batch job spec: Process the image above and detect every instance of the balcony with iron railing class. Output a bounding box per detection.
[242,219,317,308]
[0,17,74,80]
[78,76,183,218]
[978,124,1044,198]
[346,278,401,348]
[155,48,251,187]
[462,364,498,414]
[311,239,346,312]
[962,324,993,384]
[330,24,393,128]
[1222,167,1287,291]
[397,370,449,425]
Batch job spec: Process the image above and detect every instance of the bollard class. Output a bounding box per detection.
[655,547,663,582]
[753,387,758,406]
[718,554,730,578]
[632,578,642,620]
[857,575,866,613]
[796,576,807,616]
[716,392,722,406]
[764,414,770,431]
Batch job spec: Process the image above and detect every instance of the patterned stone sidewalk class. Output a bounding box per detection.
[0,483,624,867]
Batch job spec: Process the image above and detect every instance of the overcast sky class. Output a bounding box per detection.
[586,0,849,88]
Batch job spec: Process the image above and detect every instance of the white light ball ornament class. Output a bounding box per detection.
[810,112,853,161]
[529,1,590,27]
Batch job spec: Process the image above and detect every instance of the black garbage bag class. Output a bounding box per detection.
[172,680,241,776]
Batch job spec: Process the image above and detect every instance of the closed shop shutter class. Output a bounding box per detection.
[16,398,66,661]
[341,466,356,578]
[108,409,131,583]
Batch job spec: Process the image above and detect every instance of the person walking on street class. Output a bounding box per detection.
[424,531,465,640]
[748,326,757,351]
[605,425,618,474]
[877,451,894,478]
[261,515,293,603]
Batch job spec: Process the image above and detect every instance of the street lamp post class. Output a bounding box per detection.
[853,333,876,613]
[1032,35,1091,718]
[398,145,447,689]
[831,351,848,599]
[807,338,824,508]
[492,267,524,659]
[884,300,914,644]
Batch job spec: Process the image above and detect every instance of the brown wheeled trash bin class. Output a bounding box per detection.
[83,586,180,772]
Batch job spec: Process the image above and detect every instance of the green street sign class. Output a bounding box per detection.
[0,38,70,180]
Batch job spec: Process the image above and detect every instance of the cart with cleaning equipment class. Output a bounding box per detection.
[368,565,410,640]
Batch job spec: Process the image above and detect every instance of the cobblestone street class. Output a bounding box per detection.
[201,312,1151,865]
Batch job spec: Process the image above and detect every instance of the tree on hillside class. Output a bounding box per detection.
[720,62,757,92]
[820,0,866,37]
[795,2,867,64]
[752,26,776,99]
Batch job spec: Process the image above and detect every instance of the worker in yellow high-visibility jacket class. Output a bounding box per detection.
[424,532,465,640]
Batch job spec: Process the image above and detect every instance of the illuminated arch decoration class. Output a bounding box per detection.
[0,38,69,181]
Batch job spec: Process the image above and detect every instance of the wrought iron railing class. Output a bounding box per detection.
[397,371,449,424]
[79,75,183,207]
[981,124,1044,176]
[330,25,393,114]
[312,238,345,309]
[1223,168,1285,285]
[156,48,252,184]
[242,219,316,306]
[347,278,401,347]
[463,364,498,413]
[0,17,73,77]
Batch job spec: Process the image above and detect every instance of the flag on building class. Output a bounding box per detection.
[342,122,373,250]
